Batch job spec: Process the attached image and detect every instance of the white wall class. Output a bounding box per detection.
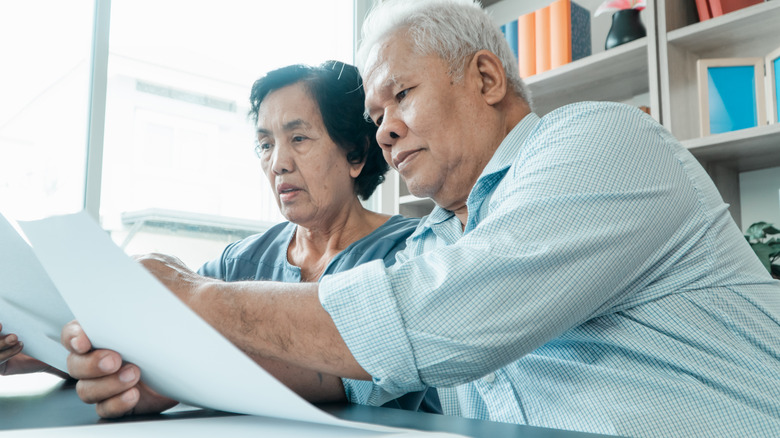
[740,166,780,231]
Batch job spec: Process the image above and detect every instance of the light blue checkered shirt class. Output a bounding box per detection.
[320,102,780,437]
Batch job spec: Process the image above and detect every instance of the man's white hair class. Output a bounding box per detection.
[356,0,533,108]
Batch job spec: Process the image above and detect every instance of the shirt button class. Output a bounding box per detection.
[484,373,496,383]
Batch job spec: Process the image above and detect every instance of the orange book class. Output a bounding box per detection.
[695,0,712,21]
[534,6,551,74]
[709,0,762,17]
[517,12,536,78]
[549,0,572,69]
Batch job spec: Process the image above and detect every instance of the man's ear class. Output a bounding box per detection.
[470,50,508,106]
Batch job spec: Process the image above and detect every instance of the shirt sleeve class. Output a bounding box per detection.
[321,103,708,394]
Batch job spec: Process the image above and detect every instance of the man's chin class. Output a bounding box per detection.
[403,180,435,200]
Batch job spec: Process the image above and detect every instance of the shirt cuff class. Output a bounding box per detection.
[319,260,425,395]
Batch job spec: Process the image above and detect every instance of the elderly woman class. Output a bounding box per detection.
[198,61,416,284]
[2,61,437,413]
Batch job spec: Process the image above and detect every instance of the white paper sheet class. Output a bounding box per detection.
[18,211,387,431]
[0,415,468,438]
[0,212,74,372]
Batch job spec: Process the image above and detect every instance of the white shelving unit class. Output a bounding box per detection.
[658,0,780,227]
[387,0,779,226]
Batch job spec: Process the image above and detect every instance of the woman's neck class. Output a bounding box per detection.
[288,202,391,282]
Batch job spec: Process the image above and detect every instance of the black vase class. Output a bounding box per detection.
[604,9,646,50]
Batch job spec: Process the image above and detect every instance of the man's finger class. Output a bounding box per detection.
[75,363,139,404]
[66,349,123,380]
[61,320,91,354]
[94,387,140,419]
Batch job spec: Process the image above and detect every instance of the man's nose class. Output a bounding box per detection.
[376,109,406,149]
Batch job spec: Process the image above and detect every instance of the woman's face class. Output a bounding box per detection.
[255,83,364,228]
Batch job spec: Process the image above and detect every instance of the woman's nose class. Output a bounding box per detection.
[271,144,294,174]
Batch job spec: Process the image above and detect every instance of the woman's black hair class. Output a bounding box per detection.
[248,61,387,200]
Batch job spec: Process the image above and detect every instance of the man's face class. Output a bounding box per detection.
[363,33,493,213]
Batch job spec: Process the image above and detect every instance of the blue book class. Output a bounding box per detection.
[571,1,591,61]
[505,19,519,61]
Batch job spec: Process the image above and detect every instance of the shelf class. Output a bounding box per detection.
[398,195,433,206]
[667,2,780,55]
[399,195,435,218]
[525,37,650,115]
[684,124,780,172]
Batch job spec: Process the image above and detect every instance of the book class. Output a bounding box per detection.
[549,0,572,69]
[535,6,552,74]
[708,0,763,17]
[549,0,592,68]
[505,19,519,62]
[570,1,591,62]
[517,12,536,78]
[695,0,712,21]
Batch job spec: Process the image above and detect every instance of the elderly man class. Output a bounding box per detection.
[64,0,780,436]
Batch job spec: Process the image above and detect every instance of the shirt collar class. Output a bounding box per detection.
[410,112,541,238]
[478,112,540,180]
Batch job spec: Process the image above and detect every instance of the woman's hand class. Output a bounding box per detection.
[61,320,178,418]
[1,323,69,377]
[0,324,24,374]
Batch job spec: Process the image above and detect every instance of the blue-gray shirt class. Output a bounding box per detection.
[198,214,440,413]
[198,215,418,282]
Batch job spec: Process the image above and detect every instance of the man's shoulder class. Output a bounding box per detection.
[541,101,648,123]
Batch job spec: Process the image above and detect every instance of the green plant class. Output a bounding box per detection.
[744,222,780,278]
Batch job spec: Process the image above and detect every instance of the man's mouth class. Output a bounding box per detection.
[394,149,422,171]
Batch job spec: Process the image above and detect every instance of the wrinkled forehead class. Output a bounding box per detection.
[362,33,416,103]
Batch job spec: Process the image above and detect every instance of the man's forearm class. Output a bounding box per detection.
[188,279,371,381]
[257,356,347,403]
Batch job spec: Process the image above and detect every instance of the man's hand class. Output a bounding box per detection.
[133,253,205,305]
[60,320,177,418]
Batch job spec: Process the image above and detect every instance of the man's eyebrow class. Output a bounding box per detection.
[384,74,401,89]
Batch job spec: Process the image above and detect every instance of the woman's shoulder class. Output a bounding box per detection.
[366,215,420,242]
[218,221,295,260]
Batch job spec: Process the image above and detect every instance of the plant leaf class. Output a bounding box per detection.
[764,225,780,235]
[750,242,774,273]
[745,222,771,241]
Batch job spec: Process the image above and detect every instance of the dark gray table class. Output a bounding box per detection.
[0,380,616,437]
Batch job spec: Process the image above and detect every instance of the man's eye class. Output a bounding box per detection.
[395,89,409,101]
[292,135,307,143]
[374,116,383,127]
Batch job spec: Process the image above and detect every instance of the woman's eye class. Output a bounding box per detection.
[254,140,272,158]
[292,135,307,143]
[395,89,409,101]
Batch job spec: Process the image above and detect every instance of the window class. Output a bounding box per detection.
[1,0,364,392]
[100,0,355,268]
[0,1,94,221]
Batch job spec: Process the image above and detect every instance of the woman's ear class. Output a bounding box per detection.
[470,50,507,106]
[348,144,368,179]
[349,159,366,179]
